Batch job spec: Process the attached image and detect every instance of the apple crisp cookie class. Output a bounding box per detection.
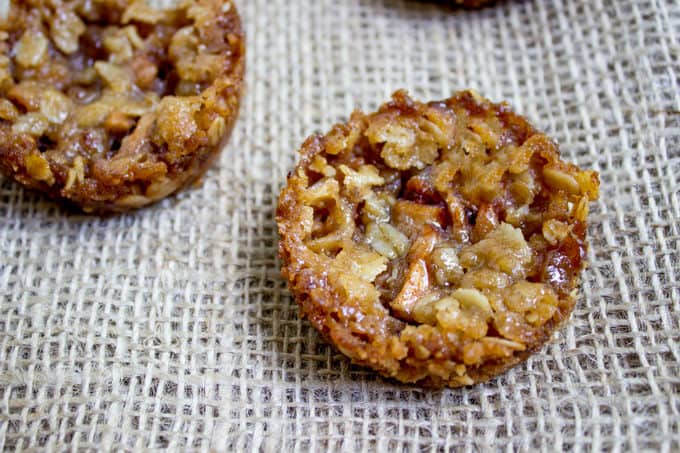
[0,0,244,213]
[277,90,599,387]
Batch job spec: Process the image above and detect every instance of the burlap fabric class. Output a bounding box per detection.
[1,0,678,450]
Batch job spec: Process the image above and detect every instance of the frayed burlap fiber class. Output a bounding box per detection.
[1,0,679,450]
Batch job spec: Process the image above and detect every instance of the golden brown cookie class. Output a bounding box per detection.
[277,90,599,387]
[0,0,244,213]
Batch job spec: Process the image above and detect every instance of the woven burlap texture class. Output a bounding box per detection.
[1,0,679,451]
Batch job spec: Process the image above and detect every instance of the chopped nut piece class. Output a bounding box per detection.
[391,258,431,319]
[393,199,448,236]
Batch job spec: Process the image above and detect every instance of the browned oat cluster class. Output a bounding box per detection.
[0,0,244,213]
[277,91,599,387]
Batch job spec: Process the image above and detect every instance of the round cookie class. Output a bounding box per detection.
[0,0,244,213]
[277,90,599,387]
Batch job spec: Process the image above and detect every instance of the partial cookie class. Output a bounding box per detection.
[0,0,244,213]
[453,0,494,6]
[277,91,599,387]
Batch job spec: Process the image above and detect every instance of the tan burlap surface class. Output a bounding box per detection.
[1,0,679,450]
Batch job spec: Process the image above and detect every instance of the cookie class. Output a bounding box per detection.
[0,0,244,213]
[277,90,599,387]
